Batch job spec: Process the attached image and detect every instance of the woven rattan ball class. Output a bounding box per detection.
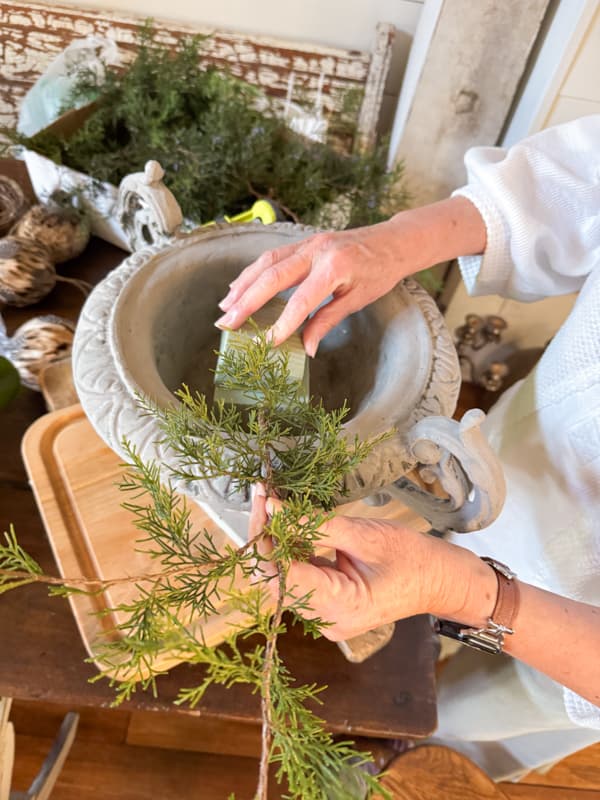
[14,204,90,263]
[9,315,75,390]
[0,176,29,237]
[0,236,56,306]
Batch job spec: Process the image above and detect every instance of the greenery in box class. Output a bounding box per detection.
[3,23,408,229]
[0,332,392,799]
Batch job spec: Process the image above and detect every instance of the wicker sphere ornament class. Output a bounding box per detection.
[5,315,75,390]
[0,176,29,237]
[13,202,90,263]
[0,236,56,306]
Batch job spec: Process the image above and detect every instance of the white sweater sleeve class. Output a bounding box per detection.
[452,115,600,301]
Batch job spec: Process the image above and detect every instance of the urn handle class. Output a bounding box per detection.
[117,160,184,251]
[383,409,505,532]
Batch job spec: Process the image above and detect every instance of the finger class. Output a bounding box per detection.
[300,293,357,357]
[265,497,283,515]
[219,242,305,311]
[265,498,366,553]
[248,484,279,586]
[284,560,350,640]
[250,533,278,586]
[284,559,338,609]
[267,273,337,347]
[215,251,312,333]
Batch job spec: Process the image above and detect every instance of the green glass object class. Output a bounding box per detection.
[0,356,20,409]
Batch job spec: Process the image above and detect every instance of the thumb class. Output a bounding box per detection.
[248,483,267,540]
[264,498,366,554]
[285,559,343,608]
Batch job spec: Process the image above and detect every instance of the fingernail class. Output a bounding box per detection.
[305,340,317,358]
[215,308,238,329]
[265,499,274,516]
[265,325,278,345]
[252,483,266,499]
[219,291,237,311]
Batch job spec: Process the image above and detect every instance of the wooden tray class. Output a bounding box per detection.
[21,404,251,676]
[22,404,427,677]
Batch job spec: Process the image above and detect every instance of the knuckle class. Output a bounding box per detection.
[256,249,277,269]
[325,623,356,642]
[313,231,335,249]
[321,254,345,284]
[287,291,312,320]
[311,315,336,339]
[254,264,282,292]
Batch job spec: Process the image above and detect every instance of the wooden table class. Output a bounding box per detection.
[0,158,438,744]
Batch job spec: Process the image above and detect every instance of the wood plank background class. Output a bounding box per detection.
[9,699,600,799]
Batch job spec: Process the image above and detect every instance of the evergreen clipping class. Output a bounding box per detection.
[1,332,392,799]
[3,23,408,228]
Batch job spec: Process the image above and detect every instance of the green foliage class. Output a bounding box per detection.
[415,268,445,296]
[0,332,392,799]
[2,23,408,228]
[0,525,42,594]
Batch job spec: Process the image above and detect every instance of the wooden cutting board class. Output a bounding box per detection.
[21,404,256,678]
[22,404,427,678]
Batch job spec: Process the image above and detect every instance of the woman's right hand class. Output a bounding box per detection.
[215,197,486,356]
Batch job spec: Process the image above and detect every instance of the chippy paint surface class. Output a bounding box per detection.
[0,1,394,147]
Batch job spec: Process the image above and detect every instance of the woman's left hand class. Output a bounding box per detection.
[251,493,496,642]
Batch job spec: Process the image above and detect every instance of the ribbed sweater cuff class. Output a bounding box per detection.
[452,185,513,297]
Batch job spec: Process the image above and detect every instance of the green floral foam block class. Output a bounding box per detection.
[214,298,309,405]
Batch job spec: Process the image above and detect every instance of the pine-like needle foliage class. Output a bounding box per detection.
[1,333,391,800]
[1,23,408,228]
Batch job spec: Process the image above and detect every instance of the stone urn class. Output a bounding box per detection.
[72,163,505,660]
[74,244,504,541]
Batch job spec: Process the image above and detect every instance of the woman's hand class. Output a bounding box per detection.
[252,494,497,642]
[216,197,486,357]
[217,221,418,358]
[251,491,600,705]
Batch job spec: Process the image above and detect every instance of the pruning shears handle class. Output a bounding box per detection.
[203,199,278,227]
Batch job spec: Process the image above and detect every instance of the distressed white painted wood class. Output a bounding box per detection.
[0,1,394,148]
[49,0,424,53]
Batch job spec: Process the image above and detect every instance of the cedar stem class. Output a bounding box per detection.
[256,560,286,800]
[0,532,264,591]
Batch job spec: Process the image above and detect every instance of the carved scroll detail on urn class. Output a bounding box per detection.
[405,278,462,424]
[387,409,506,533]
[117,161,183,252]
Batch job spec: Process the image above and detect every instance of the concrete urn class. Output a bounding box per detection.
[72,163,506,660]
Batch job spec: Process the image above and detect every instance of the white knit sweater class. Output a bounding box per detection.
[449,115,600,728]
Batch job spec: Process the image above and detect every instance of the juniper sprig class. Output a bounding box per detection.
[1,332,391,799]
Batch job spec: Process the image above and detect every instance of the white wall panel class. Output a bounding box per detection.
[51,0,424,52]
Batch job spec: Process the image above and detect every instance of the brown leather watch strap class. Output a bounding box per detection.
[436,558,519,654]
[488,563,520,633]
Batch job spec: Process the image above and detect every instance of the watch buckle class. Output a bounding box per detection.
[462,618,514,638]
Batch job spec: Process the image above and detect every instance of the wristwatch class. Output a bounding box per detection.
[435,557,520,655]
